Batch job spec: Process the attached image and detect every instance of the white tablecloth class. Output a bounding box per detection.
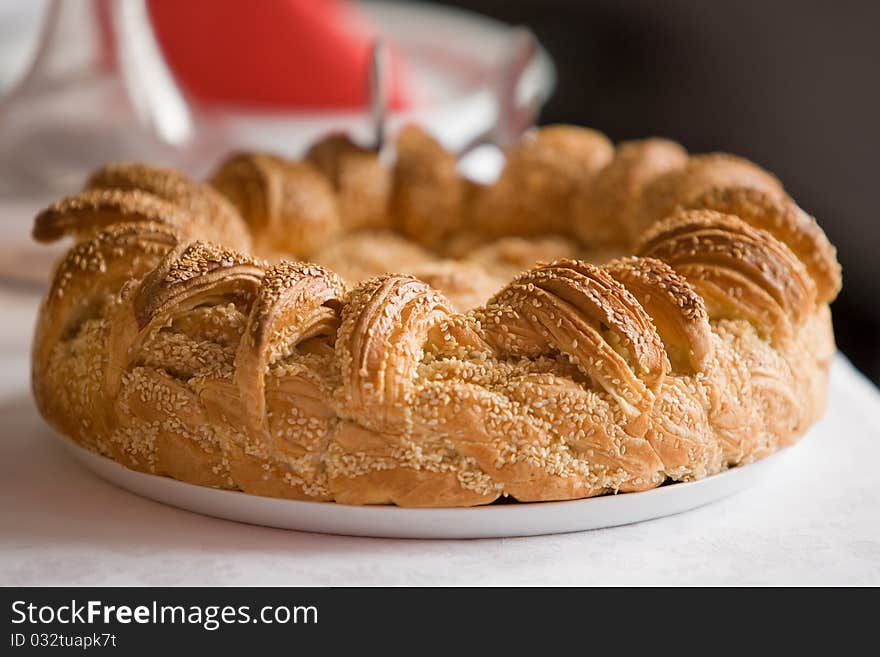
[2,284,879,586]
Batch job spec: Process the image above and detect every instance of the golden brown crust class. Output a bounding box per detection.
[391,125,466,247]
[479,260,669,431]
[234,261,345,440]
[640,210,817,339]
[470,125,614,237]
[463,235,583,281]
[34,189,191,243]
[408,260,506,313]
[209,153,340,258]
[335,275,456,434]
[133,241,266,332]
[574,138,689,247]
[682,186,841,304]
[636,153,783,235]
[31,222,181,448]
[31,124,841,507]
[305,134,391,232]
[603,256,713,373]
[85,162,252,252]
[310,229,435,286]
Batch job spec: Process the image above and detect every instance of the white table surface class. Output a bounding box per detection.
[2,282,879,586]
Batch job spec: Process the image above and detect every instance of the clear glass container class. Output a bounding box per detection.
[0,0,203,202]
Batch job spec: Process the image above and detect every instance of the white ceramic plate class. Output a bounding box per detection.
[52,431,788,539]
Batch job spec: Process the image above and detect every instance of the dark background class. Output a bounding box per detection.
[429,0,880,385]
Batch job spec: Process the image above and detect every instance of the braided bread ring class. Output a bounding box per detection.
[31,124,841,506]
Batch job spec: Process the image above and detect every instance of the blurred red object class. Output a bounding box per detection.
[147,0,409,110]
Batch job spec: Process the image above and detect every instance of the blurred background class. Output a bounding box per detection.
[0,0,877,385]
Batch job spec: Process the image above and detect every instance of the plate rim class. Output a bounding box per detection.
[49,429,789,538]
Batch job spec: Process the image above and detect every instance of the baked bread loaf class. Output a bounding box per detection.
[31,125,841,506]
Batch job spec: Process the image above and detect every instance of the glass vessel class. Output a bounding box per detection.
[0,0,202,201]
